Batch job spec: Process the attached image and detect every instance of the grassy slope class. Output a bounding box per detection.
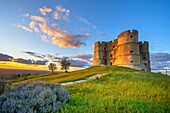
[60,66,170,113]
[12,66,170,112]
[12,66,105,85]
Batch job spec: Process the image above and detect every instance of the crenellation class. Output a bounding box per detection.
[93,29,151,71]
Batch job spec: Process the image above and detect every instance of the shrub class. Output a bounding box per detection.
[0,81,70,113]
[0,81,11,95]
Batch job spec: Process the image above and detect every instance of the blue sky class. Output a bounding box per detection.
[0,0,170,69]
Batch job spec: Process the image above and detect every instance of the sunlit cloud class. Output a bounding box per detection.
[38,21,89,48]
[39,22,48,33]
[16,5,90,48]
[48,27,65,37]
[29,21,39,32]
[16,24,32,32]
[39,6,52,15]
[56,5,70,16]
[0,53,48,65]
[52,33,89,48]
[53,12,59,20]
[30,15,46,23]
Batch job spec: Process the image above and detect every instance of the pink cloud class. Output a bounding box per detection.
[53,12,59,20]
[30,15,46,23]
[29,21,39,32]
[39,6,52,15]
[56,5,70,16]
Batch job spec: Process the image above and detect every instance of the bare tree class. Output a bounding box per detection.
[60,57,71,72]
[48,63,57,73]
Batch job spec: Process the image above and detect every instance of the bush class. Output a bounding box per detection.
[0,81,70,113]
[0,81,11,95]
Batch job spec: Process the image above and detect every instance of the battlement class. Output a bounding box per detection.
[93,29,151,71]
[118,29,138,38]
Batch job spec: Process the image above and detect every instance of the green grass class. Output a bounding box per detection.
[12,66,106,85]
[11,66,170,112]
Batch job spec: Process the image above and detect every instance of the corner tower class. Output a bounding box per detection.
[114,30,141,70]
[139,41,151,71]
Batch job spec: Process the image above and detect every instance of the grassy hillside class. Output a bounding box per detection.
[12,66,106,84]
[12,66,170,112]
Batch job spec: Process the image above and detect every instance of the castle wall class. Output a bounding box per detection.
[93,29,151,71]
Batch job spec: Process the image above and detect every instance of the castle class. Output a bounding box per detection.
[93,30,151,71]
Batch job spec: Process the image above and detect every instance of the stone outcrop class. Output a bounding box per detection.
[93,30,151,71]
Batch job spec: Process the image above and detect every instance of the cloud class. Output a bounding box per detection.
[23,51,46,59]
[56,5,70,16]
[151,52,170,70]
[52,33,89,48]
[47,27,64,37]
[15,58,48,65]
[23,51,61,61]
[69,59,91,67]
[0,53,13,61]
[23,13,29,17]
[40,34,48,42]
[39,22,48,33]
[22,51,92,67]
[0,53,48,65]
[77,16,97,29]
[16,24,32,32]
[29,21,39,32]
[77,16,90,25]
[73,54,93,62]
[30,15,46,23]
[38,22,90,48]
[17,5,90,48]
[53,5,70,21]
[53,12,59,20]
[39,6,52,15]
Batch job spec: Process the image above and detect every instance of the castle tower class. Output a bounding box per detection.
[114,30,141,70]
[93,42,100,66]
[93,41,112,66]
[139,41,151,71]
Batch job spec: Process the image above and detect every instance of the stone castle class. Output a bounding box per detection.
[93,30,151,71]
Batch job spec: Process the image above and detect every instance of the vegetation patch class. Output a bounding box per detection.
[0,81,70,113]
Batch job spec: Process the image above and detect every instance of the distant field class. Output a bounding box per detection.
[0,68,52,80]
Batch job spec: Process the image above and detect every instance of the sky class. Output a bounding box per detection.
[0,0,170,70]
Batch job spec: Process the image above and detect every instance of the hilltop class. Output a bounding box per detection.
[11,66,170,112]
